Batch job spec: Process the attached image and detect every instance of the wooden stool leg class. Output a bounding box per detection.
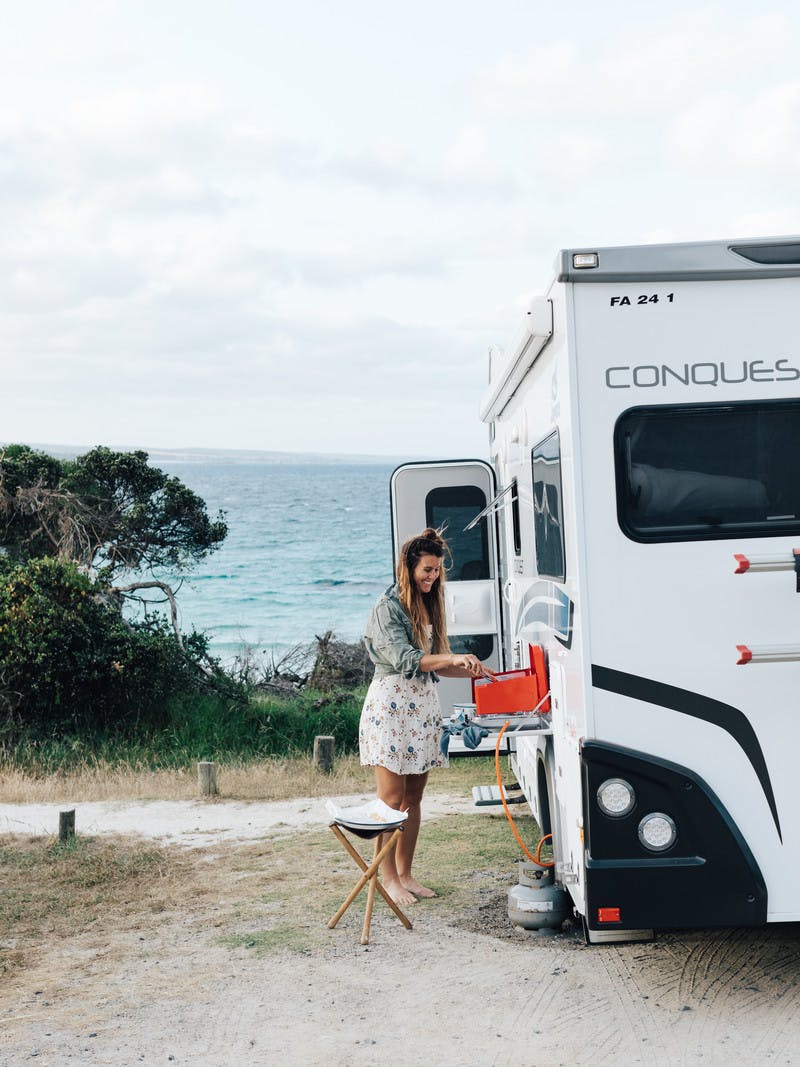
[360,837,380,945]
[327,827,402,928]
[327,826,412,932]
[330,827,413,930]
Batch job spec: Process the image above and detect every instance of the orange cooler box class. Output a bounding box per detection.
[472,669,540,716]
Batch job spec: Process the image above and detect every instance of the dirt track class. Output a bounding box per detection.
[3,798,800,1065]
[5,910,800,1065]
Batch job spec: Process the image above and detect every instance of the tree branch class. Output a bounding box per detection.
[112,580,185,650]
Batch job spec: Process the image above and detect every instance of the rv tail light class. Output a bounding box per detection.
[638,812,677,852]
[573,252,599,269]
[597,907,621,923]
[596,778,636,818]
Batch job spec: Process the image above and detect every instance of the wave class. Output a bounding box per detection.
[309,579,385,590]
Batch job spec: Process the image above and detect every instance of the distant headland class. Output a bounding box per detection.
[7,443,422,466]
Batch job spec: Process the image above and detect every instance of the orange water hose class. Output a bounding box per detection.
[494,719,555,868]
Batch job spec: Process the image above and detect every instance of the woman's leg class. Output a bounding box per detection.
[373,765,417,905]
[395,771,435,898]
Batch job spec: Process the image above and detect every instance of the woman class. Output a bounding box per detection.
[359,527,491,905]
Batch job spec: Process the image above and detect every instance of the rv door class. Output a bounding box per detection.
[390,461,504,716]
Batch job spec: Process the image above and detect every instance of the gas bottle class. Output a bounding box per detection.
[507,860,570,931]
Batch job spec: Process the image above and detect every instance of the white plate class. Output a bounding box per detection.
[325,798,408,829]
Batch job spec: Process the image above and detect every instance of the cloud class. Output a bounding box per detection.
[3,2,800,460]
[67,85,223,146]
[668,83,800,173]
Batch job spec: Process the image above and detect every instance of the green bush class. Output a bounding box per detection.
[0,556,206,742]
[1,688,365,772]
[243,691,363,756]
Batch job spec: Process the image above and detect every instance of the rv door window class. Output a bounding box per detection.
[449,633,494,660]
[531,431,566,581]
[425,485,490,580]
[615,400,800,542]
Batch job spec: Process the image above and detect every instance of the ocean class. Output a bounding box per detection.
[143,458,397,663]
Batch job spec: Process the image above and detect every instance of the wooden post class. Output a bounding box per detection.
[314,735,335,774]
[58,809,75,843]
[197,761,218,797]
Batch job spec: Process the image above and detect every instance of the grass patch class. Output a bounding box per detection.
[0,834,197,977]
[0,752,507,804]
[220,927,314,955]
[212,808,535,956]
[1,753,537,979]
[1,799,541,983]
[1,689,365,777]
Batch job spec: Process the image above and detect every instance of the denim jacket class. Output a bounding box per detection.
[363,585,438,681]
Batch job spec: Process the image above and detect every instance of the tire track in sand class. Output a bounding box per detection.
[604,925,800,1064]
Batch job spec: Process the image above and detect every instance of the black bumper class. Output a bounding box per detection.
[582,741,768,931]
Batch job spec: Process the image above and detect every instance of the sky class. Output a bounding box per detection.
[3,0,800,460]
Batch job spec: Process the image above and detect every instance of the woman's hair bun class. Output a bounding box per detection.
[401,527,449,568]
[420,527,445,544]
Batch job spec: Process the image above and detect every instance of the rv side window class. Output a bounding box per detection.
[425,485,490,580]
[615,400,800,542]
[531,431,566,581]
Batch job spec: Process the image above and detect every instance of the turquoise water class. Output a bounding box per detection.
[142,461,395,661]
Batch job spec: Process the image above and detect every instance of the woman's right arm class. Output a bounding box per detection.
[420,652,492,679]
[368,598,492,679]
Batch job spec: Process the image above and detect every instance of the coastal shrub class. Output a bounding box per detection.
[0,557,206,743]
[245,691,363,755]
[0,686,363,772]
[141,689,363,764]
[0,444,227,578]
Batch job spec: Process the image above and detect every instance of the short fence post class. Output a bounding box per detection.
[197,761,218,797]
[59,809,75,843]
[314,735,335,774]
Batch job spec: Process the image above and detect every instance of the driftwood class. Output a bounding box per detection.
[241,631,373,694]
[307,631,374,691]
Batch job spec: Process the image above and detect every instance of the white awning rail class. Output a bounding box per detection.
[479,298,553,423]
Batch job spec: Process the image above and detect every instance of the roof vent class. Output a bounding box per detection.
[729,242,800,265]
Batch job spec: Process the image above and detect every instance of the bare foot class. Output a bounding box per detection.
[384,878,418,905]
[400,877,436,899]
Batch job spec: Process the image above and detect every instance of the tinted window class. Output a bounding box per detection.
[449,633,494,660]
[615,400,800,542]
[426,485,490,580]
[532,431,566,580]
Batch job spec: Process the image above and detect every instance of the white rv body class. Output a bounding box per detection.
[393,236,800,938]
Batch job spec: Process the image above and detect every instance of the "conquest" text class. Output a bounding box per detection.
[605,359,800,389]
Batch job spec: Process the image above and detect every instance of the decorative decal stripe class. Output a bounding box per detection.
[515,581,574,649]
[592,664,782,842]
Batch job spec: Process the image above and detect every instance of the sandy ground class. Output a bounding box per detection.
[0,792,479,848]
[3,795,800,1066]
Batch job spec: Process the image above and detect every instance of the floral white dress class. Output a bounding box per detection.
[359,671,447,774]
[359,594,448,774]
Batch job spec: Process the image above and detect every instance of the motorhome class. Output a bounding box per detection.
[391,235,800,942]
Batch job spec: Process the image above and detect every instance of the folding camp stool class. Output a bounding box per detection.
[327,822,413,945]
